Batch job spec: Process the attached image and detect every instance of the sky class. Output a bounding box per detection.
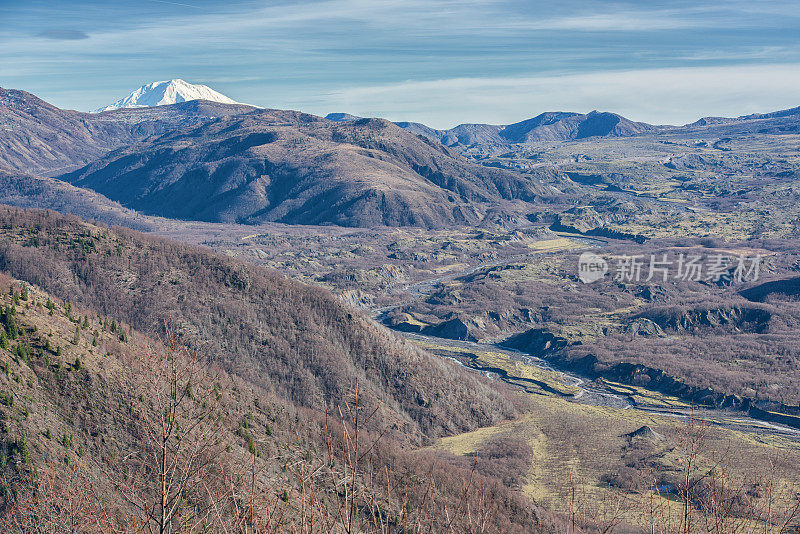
[1,0,799,128]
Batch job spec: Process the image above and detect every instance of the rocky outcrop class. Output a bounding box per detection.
[624,318,665,337]
[388,314,482,341]
[623,425,664,442]
[388,313,428,333]
[500,328,569,355]
[740,276,800,302]
[422,317,478,342]
[639,305,772,334]
[548,219,647,243]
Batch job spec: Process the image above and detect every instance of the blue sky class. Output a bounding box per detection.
[1,0,799,128]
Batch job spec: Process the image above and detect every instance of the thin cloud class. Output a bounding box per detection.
[677,46,791,61]
[518,12,703,32]
[2,0,798,116]
[149,0,203,9]
[323,64,800,128]
[37,29,89,40]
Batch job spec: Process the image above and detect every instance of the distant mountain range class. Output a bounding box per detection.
[1,82,799,229]
[94,79,243,112]
[327,106,800,153]
[327,110,655,150]
[0,87,555,228]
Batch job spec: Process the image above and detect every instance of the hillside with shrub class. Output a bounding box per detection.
[0,271,562,532]
[0,206,519,443]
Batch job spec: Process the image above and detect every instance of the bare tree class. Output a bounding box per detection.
[116,319,226,534]
[675,408,708,534]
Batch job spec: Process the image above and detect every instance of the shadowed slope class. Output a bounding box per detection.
[0,87,255,176]
[62,112,554,228]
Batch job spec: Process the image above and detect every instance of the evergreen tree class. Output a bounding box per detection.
[8,317,18,340]
[18,433,29,464]
[72,325,80,345]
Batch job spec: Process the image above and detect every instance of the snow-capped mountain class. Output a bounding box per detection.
[93,79,240,112]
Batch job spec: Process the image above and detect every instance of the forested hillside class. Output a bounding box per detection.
[0,270,560,532]
[0,206,519,443]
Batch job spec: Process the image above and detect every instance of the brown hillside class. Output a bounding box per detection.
[0,205,515,443]
[0,273,560,532]
[0,88,252,176]
[60,111,555,228]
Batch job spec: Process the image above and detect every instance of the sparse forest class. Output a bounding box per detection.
[0,207,518,443]
[0,269,563,532]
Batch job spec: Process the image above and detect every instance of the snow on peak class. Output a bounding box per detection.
[93,79,240,113]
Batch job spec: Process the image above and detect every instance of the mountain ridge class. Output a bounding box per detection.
[0,87,254,176]
[59,111,556,228]
[328,104,800,154]
[327,110,658,153]
[2,88,556,229]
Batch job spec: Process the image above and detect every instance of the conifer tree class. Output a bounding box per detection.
[8,318,18,341]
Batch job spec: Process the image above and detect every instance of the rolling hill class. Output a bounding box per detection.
[0,170,157,231]
[60,111,556,227]
[0,206,516,441]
